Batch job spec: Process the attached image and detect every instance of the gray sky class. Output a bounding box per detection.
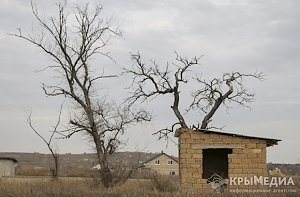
[0,0,299,163]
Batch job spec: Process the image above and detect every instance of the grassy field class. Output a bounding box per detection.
[0,176,180,197]
[0,176,299,197]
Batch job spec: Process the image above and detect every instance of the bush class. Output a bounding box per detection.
[16,165,51,176]
[150,174,179,192]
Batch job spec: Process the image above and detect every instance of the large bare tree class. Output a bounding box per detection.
[12,1,150,187]
[124,52,264,139]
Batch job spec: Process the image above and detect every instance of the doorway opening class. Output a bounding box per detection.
[202,148,232,179]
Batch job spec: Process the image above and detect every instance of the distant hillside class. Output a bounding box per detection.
[1,152,298,177]
[268,163,300,176]
[0,151,171,176]
[0,151,168,170]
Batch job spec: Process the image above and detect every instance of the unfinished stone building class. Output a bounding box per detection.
[175,128,280,193]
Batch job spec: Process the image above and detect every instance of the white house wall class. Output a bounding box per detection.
[0,160,16,177]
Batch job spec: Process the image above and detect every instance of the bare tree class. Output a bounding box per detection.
[124,52,264,139]
[26,105,62,179]
[125,52,200,129]
[12,1,150,187]
[190,72,264,129]
[134,145,148,166]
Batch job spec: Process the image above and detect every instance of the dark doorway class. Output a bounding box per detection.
[202,149,232,179]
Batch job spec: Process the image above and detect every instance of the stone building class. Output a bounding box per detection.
[175,128,280,193]
[0,157,18,177]
[142,151,179,176]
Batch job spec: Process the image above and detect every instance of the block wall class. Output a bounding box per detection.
[178,128,268,194]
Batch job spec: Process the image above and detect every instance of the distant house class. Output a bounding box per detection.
[0,157,18,177]
[91,164,101,170]
[141,151,179,176]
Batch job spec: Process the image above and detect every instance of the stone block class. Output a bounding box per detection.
[222,138,233,143]
[239,154,248,159]
[185,138,195,144]
[232,148,243,154]
[231,158,241,164]
[180,143,192,149]
[200,134,211,139]
[247,153,258,158]
[229,168,243,174]
[210,138,223,143]
[256,163,266,169]
[186,158,196,164]
[246,143,257,148]
[180,133,191,139]
[257,143,266,148]
[238,163,249,168]
[252,157,262,163]
[196,179,207,184]
[190,163,200,168]
[228,153,239,159]
[243,148,251,153]
[229,163,239,168]
[248,163,258,168]
[192,173,200,178]
[252,148,262,153]
[233,138,244,143]
[242,158,252,164]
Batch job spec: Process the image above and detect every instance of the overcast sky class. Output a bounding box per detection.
[0,0,299,163]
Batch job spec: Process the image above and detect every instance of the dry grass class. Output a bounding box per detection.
[0,176,299,197]
[0,176,180,197]
[16,164,96,178]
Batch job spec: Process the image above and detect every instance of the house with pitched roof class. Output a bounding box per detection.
[141,151,179,176]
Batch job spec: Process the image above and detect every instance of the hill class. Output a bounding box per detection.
[0,151,158,168]
[0,151,165,176]
[1,152,299,177]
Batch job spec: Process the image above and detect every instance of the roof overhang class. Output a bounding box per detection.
[175,129,281,147]
[0,157,18,162]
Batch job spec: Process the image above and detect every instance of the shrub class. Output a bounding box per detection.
[16,165,51,176]
[150,174,179,192]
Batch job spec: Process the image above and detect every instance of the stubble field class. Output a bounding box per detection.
[0,176,299,197]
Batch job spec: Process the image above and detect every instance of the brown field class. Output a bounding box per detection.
[0,176,180,197]
[0,176,299,197]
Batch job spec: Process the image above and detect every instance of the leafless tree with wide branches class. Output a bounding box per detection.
[124,52,264,140]
[11,1,150,187]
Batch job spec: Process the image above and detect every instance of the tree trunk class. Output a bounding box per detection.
[172,87,188,128]
[93,134,113,187]
[200,81,234,129]
[100,165,113,188]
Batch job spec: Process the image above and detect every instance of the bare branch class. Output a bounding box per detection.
[25,104,63,178]
[152,122,181,140]
[125,52,265,137]
[124,52,202,129]
[191,71,265,129]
